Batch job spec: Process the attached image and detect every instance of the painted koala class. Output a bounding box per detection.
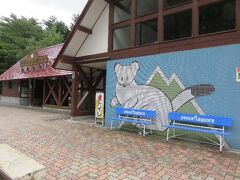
[111,61,215,131]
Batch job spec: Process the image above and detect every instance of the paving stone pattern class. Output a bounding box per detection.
[0,106,240,180]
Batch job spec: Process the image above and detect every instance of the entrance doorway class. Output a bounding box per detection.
[71,62,106,118]
[33,79,43,106]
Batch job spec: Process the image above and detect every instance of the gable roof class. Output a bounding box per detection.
[0,44,72,81]
[53,0,109,70]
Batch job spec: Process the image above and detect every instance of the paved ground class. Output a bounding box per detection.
[0,106,240,180]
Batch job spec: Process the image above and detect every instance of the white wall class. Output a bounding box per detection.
[76,4,109,57]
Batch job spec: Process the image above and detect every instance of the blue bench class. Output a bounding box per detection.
[164,112,233,151]
[111,108,156,136]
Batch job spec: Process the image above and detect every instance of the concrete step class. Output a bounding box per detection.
[0,144,46,180]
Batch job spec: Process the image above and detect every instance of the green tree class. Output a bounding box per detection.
[70,14,79,31]
[0,14,43,73]
[0,14,68,74]
[43,16,69,40]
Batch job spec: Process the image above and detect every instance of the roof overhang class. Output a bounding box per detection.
[53,0,110,71]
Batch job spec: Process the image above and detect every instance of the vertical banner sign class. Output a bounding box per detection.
[236,68,240,82]
[95,92,105,124]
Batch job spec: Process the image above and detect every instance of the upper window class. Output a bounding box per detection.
[164,0,191,8]
[164,10,192,41]
[113,26,131,50]
[199,0,236,35]
[114,0,131,23]
[137,0,159,16]
[136,19,158,46]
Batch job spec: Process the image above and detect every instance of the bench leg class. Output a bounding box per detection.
[166,128,169,142]
[220,135,224,152]
[143,125,146,137]
[110,120,113,130]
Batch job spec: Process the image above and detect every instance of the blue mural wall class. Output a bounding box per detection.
[105,44,240,150]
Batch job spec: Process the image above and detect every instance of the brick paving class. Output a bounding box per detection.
[0,106,240,180]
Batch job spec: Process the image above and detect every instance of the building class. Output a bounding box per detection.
[0,44,72,108]
[9,0,240,150]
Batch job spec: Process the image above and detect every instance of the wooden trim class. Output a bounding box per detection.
[108,3,114,51]
[112,20,131,29]
[110,31,240,59]
[237,0,240,31]
[163,0,192,10]
[61,55,74,64]
[135,13,158,24]
[198,0,222,7]
[163,3,192,15]
[77,25,92,34]
[158,0,164,43]
[74,52,110,64]
[192,0,199,37]
[131,0,136,47]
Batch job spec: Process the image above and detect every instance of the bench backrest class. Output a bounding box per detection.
[168,112,232,127]
[115,108,156,119]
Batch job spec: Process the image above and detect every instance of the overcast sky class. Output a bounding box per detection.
[0,0,88,27]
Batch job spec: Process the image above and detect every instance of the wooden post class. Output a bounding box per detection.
[158,0,164,42]
[42,79,46,106]
[58,78,61,107]
[71,64,80,117]
[192,0,199,37]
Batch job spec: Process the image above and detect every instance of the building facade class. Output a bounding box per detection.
[0,44,73,108]
[43,0,240,149]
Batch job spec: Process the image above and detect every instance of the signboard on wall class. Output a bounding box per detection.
[95,92,105,124]
[236,68,240,82]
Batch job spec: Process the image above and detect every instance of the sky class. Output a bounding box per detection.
[0,0,88,27]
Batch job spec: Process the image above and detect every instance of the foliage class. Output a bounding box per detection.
[43,16,70,39]
[0,14,70,74]
[70,14,80,31]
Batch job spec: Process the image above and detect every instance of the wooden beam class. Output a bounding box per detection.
[74,52,110,64]
[77,91,89,109]
[61,55,74,64]
[78,25,92,34]
[78,66,91,87]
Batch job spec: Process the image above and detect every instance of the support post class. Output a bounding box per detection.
[42,79,46,106]
[71,64,80,117]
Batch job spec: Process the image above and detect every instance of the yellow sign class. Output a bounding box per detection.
[237,68,240,82]
[20,55,48,67]
[95,92,104,124]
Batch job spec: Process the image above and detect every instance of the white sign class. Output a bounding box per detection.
[236,68,240,82]
[95,92,104,124]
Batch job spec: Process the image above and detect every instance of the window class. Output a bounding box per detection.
[137,0,159,16]
[20,80,29,98]
[113,26,131,50]
[8,81,13,89]
[114,0,131,23]
[164,0,191,8]
[136,19,158,46]
[164,10,192,41]
[199,0,236,35]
